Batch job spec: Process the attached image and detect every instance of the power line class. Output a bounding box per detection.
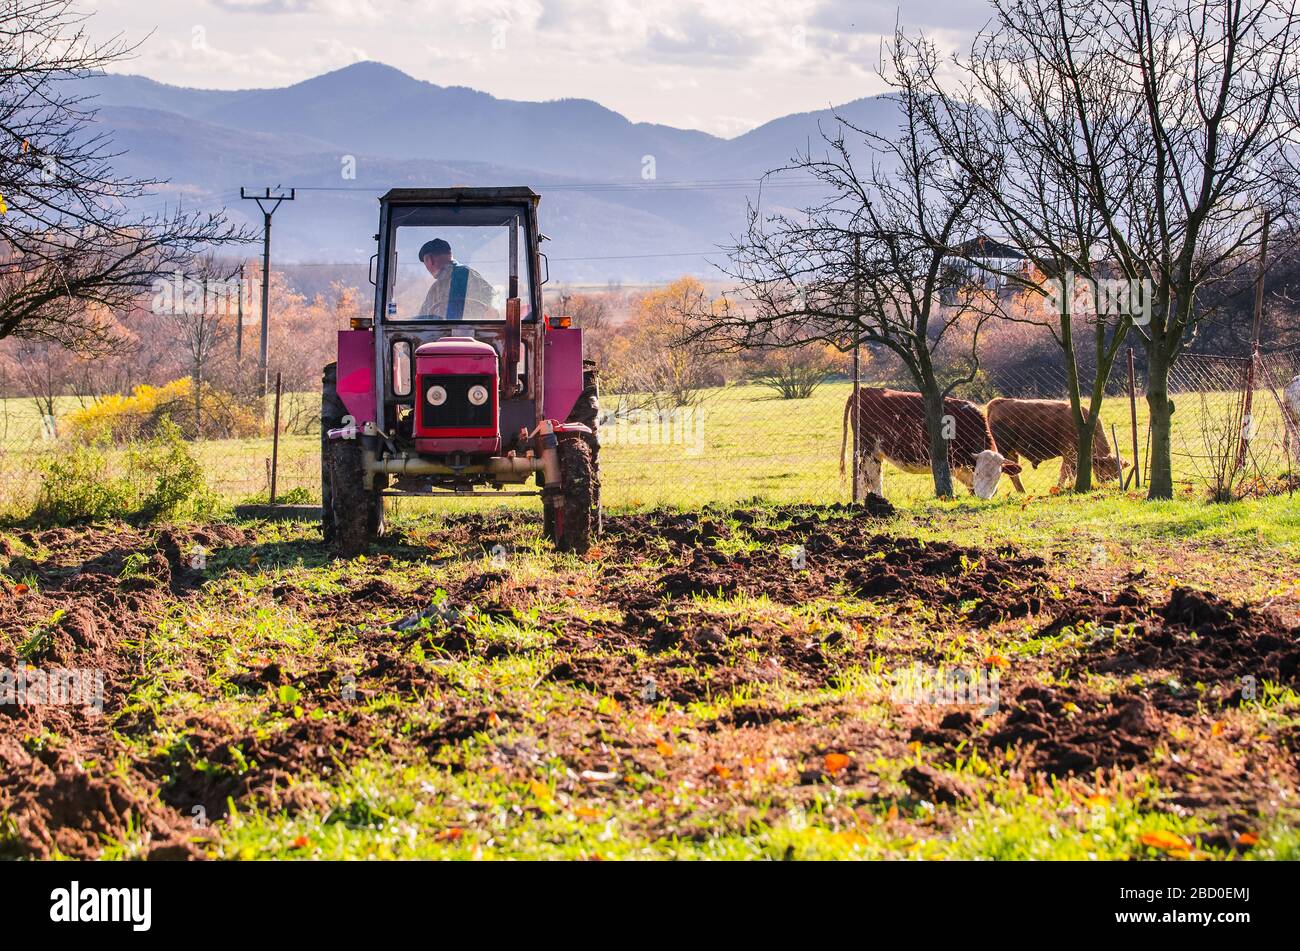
[290,176,823,194]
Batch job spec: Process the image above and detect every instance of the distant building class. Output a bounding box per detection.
[940,236,1032,305]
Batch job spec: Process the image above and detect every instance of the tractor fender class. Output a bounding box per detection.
[552,421,593,436]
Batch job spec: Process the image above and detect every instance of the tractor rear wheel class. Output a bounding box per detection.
[322,362,386,555]
[320,362,344,545]
[543,436,595,555]
[565,360,602,535]
[329,441,386,556]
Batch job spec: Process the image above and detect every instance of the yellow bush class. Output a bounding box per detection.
[65,378,264,442]
[67,378,193,443]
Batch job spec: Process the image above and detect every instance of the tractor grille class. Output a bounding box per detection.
[419,374,495,430]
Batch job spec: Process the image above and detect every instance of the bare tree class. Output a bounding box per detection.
[0,0,250,352]
[689,36,998,497]
[161,257,239,433]
[983,0,1296,499]
[912,4,1144,491]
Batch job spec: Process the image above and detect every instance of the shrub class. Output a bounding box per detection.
[29,442,135,526]
[66,377,262,443]
[31,420,215,525]
[750,343,848,399]
[66,378,193,443]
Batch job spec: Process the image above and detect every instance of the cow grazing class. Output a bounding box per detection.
[986,397,1127,493]
[839,388,1021,499]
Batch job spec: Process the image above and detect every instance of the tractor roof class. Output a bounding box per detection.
[380,186,539,205]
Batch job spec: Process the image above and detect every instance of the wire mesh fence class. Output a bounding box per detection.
[3,344,1297,517]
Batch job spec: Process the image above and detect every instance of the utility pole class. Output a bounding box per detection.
[240,187,295,397]
[235,262,245,367]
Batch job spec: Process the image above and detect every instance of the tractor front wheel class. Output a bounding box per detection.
[543,436,595,555]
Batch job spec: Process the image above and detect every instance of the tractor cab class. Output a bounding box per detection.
[321,187,599,555]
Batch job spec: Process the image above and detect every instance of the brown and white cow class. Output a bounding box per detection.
[839,388,1021,499]
[985,397,1126,493]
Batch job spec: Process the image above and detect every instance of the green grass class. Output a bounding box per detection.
[6,379,1294,515]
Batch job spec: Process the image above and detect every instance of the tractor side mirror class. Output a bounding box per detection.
[504,297,522,397]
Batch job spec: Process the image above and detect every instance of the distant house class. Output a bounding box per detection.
[940,236,1031,304]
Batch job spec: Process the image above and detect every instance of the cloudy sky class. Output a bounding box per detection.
[86,0,992,136]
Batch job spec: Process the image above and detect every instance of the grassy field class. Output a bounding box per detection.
[0,489,1297,860]
[2,379,1292,516]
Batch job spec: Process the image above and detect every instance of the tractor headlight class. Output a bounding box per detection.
[426,385,447,406]
[467,384,489,406]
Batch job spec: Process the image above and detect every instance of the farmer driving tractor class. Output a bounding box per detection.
[418,238,495,319]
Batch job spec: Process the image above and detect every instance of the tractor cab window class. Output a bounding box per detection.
[386,204,533,322]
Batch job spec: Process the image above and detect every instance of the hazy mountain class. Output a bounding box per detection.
[73,62,901,282]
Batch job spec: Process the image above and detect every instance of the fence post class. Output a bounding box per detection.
[1127,347,1141,489]
[270,371,283,504]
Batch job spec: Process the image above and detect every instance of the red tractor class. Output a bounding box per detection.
[320,187,599,555]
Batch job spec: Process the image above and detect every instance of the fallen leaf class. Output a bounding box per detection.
[1084,794,1110,808]
[1139,830,1189,852]
[708,764,731,779]
[291,835,309,849]
[655,740,674,756]
[1235,832,1259,847]
[435,828,463,842]
[824,752,850,774]
[1049,486,1061,496]
[1211,720,1225,737]
[12,584,28,596]
[885,804,899,822]
[574,806,600,819]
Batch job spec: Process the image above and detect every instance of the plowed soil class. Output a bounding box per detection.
[2,506,1296,858]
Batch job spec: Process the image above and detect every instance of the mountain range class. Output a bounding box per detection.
[73,61,900,284]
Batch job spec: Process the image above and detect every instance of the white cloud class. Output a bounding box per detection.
[92,0,986,134]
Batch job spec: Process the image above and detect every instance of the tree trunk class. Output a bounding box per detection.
[1146,350,1174,499]
[1074,428,1095,490]
[194,360,203,440]
[922,386,954,498]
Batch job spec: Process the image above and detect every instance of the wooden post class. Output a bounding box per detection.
[851,234,862,503]
[269,371,283,504]
[1237,209,1269,470]
[235,263,244,367]
[1126,347,1141,489]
